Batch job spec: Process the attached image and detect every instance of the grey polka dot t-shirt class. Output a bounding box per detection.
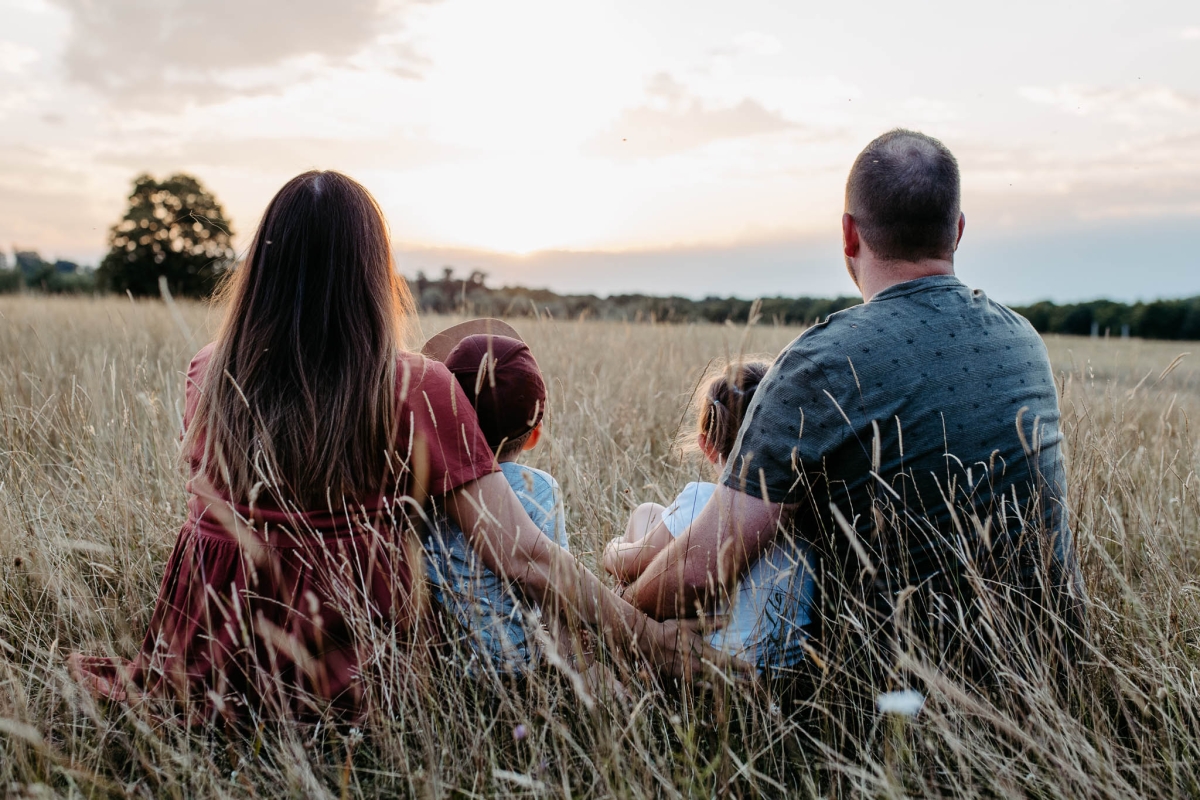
[722,274,1082,628]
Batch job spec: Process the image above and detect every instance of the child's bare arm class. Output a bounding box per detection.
[603,523,675,582]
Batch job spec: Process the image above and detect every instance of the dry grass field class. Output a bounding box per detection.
[1,295,1199,798]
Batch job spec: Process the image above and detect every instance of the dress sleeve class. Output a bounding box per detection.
[720,342,850,504]
[181,343,215,441]
[398,355,500,501]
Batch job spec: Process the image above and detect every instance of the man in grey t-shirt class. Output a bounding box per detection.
[629,129,1086,684]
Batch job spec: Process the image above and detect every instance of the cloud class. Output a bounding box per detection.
[0,87,40,121]
[0,41,39,74]
[98,134,464,174]
[586,72,797,159]
[732,31,782,57]
[0,145,109,257]
[708,31,783,61]
[898,96,959,125]
[952,128,1200,231]
[1182,27,1200,40]
[47,0,434,106]
[1020,83,1200,125]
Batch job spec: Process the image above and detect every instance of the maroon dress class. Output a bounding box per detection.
[71,345,498,720]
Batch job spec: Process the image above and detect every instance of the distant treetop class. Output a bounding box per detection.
[408,268,1200,340]
[97,173,235,298]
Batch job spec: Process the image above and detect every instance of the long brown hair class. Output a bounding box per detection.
[186,171,417,507]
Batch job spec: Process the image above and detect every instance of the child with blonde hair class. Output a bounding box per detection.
[604,359,814,671]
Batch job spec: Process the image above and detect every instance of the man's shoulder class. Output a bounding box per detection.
[784,280,1041,357]
[977,293,1042,338]
[776,301,875,366]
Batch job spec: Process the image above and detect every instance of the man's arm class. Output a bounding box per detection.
[626,483,795,620]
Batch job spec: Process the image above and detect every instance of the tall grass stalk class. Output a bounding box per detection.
[1,296,1198,797]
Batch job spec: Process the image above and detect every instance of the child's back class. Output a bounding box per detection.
[658,480,812,669]
[425,461,568,669]
[419,329,566,671]
[605,359,816,672]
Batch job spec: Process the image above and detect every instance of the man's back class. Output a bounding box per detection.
[724,275,1082,663]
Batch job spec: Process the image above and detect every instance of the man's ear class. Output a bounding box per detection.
[521,424,542,452]
[842,213,860,258]
[955,212,966,250]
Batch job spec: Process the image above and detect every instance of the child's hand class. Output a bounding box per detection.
[603,539,652,581]
[601,538,626,577]
[604,523,676,583]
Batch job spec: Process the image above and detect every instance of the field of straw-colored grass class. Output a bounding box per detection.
[1,295,1198,798]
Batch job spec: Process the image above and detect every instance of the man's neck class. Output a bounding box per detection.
[857,258,955,302]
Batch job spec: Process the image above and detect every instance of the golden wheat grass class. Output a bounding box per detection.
[1,296,1198,798]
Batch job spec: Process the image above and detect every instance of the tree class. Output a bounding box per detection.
[97,174,235,297]
[15,251,48,279]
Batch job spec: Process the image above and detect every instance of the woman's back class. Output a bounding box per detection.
[185,171,417,510]
[72,172,500,721]
[144,344,494,718]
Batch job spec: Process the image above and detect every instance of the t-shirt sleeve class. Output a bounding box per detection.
[505,466,568,550]
[546,476,568,551]
[660,481,717,537]
[720,341,850,504]
[399,356,500,500]
[533,473,568,551]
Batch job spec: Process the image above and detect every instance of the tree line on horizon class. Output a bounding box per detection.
[413,268,1200,340]
[4,172,1197,340]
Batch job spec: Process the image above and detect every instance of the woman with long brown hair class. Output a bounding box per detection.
[71,171,730,722]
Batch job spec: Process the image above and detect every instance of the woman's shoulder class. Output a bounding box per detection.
[186,343,217,391]
[394,351,476,423]
[393,349,497,490]
[183,344,218,433]
[190,342,216,370]
[395,350,451,397]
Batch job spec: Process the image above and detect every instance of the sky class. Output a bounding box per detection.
[0,0,1197,304]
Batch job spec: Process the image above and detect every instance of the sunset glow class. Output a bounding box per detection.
[1,0,1197,300]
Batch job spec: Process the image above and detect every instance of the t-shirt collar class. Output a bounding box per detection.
[869,273,964,303]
